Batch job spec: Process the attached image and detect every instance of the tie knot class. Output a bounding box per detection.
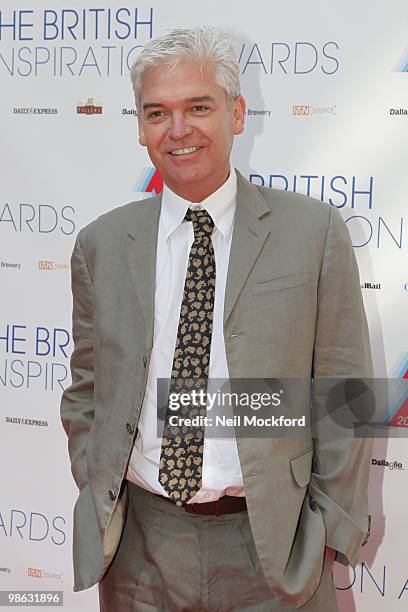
[184,208,215,239]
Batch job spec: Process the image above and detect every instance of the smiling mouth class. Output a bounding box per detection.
[168,146,202,156]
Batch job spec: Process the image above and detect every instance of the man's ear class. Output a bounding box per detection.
[232,95,246,136]
[138,117,146,146]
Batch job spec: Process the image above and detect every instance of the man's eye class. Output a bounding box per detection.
[147,110,164,119]
[192,105,209,112]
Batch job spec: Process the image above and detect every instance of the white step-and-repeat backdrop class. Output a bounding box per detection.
[1,1,407,610]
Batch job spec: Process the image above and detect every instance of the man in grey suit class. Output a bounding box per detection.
[61,27,373,611]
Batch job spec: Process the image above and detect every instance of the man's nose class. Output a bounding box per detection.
[168,114,193,140]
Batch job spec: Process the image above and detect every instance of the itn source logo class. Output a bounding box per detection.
[386,352,408,427]
[394,49,408,72]
[134,168,163,196]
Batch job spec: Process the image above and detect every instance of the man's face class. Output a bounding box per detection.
[138,57,246,202]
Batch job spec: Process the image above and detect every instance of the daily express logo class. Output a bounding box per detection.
[386,353,408,427]
[394,49,408,72]
[134,167,163,196]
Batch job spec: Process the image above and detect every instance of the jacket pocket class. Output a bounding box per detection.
[252,270,310,295]
[290,448,313,487]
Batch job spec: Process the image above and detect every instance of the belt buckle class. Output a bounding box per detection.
[185,503,198,514]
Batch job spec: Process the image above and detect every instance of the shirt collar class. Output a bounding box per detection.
[161,165,237,241]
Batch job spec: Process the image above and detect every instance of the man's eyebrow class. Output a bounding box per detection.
[187,96,216,103]
[142,96,216,111]
[142,102,165,111]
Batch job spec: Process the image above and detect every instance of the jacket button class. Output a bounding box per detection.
[143,356,147,367]
[309,498,319,512]
[126,422,134,435]
[108,488,116,501]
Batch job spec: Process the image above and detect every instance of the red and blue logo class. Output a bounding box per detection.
[134,167,163,196]
[386,352,408,427]
[394,49,408,72]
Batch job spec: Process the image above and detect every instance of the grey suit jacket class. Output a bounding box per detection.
[60,170,373,608]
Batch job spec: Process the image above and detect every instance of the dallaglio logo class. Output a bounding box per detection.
[389,107,408,116]
[77,97,102,115]
[372,458,404,471]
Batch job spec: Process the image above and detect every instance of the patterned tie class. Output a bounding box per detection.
[159,208,216,506]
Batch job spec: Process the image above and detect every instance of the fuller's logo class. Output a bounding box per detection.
[134,167,163,196]
[77,97,102,115]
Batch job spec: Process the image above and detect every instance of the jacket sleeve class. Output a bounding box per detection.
[310,205,373,567]
[60,231,94,491]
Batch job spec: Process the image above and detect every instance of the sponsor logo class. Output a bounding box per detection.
[38,260,70,271]
[246,108,271,117]
[13,107,58,115]
[389,107,408,116]
[360,282,381,290]
[292,105,336,116]
[371,458,404,470]
[0,567,11,574]
[386,353,408,428]
[28,567,63,581]
[77,97,102,115]
[122,108,137,116]
[5,417,48,427]
[394,48,408,72]
[134,167,163,196]
[1,261,21,270]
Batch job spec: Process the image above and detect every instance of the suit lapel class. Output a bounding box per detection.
[124,170,271,351]
[125,194,162,352]
[224,170,271,326]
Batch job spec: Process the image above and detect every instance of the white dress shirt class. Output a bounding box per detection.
[126,167,245,503]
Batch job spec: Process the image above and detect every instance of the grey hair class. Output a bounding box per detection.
[130,27,241,113]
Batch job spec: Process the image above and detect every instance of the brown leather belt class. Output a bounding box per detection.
[155,493,247,516]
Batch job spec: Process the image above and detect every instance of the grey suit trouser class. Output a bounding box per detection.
[98,481,338,612]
